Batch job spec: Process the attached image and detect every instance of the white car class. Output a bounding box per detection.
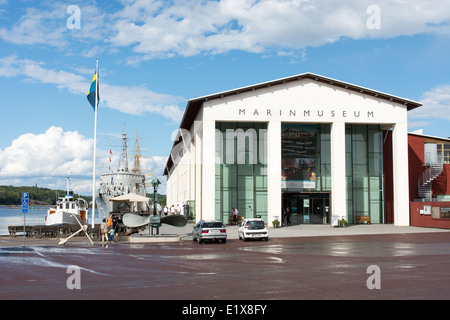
[238,218,269,241]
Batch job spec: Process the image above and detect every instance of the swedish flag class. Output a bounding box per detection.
[87,72,99,110]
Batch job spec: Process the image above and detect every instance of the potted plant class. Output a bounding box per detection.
[338,218,348,227]
[272,216,280,228]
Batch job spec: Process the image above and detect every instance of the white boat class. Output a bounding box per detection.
[45,176,89,226]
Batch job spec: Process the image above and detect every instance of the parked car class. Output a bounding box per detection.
[192,220,227,243]
[238,218,269,241]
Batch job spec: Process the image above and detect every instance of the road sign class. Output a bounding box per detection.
[22,192,29,214]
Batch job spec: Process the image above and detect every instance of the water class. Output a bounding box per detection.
[0,207,101,236]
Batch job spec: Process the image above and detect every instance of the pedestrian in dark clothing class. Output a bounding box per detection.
[112,215,119,243]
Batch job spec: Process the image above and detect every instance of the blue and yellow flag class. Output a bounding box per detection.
[87,72,99,110]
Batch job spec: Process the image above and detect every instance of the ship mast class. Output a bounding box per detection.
[132,130,142,174]
[117,132,129,173]
[66,174,70,196]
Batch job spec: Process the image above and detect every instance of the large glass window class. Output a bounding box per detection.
[281,123,331,193]
[215,122,268,224]
[436,143,450,164]
[346,124,384,223]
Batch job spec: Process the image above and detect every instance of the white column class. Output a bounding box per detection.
[330,121,347,220]
[267,120,282,226]
[189,138,195,202]
[166,171,172,207]
[194,128,203,222]
[392,122,410,226]
[201,119,216,221]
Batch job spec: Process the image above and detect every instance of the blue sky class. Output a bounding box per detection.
[0,0,449,195]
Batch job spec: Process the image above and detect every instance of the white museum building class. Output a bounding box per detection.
[164,73,421,227]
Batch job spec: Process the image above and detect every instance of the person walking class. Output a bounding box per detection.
[107,214,114,242]
[107,213,113,228]
[112,214,119,243]
[100,218,109,247]
[286,207,291,225]
[232,208,238,225]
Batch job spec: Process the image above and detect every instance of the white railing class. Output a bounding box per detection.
[418,155,444,200]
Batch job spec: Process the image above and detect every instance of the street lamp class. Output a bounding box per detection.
[149,177,161,235]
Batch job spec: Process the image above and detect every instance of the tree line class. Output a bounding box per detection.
[0,185,166,207]
[0,185,90,206]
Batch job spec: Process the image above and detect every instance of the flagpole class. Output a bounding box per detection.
[91,58,99,229]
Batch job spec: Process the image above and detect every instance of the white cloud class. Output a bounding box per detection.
[109,0,450,60]
[0,127,93,185]
[141,155,168,194]
[0,126,169,194]
[0,5,67,47]
[102,83,185,121]
[409,84,450,121]
[2,1,449,61]
[0,2,107,48]
[0,55,185,121]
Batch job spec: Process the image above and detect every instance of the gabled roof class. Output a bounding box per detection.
[179,72,421,131]
[164,72,422,175]
[408,131,450,142]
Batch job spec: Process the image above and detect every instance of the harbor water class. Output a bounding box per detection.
[0,207,101,236]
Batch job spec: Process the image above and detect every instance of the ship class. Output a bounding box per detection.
[96,132,150,220]
[45,176,89,226]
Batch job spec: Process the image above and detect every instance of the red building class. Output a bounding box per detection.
[384,131,450,229]
[407,132,450,228]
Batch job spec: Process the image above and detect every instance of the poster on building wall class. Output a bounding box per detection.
[281,124,316,189]
[441,207,450,219]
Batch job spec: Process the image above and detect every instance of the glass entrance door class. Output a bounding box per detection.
[282,193,330,225]
[310,198,330,224]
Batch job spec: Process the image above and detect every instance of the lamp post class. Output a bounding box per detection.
[149,178,161,235]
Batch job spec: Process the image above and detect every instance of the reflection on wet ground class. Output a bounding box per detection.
[1,232,450,300]
[2,237,449,262]
[236,241,450,257]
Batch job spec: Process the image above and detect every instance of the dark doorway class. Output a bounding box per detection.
[282,193,330,225]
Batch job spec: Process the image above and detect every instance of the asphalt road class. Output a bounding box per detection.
[1,232,449,303]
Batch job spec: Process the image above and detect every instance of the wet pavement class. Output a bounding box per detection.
[0,227,449,301]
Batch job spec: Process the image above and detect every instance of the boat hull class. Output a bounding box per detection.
[45,209,87,226]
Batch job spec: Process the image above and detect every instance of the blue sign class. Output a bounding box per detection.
[22,192,29,214]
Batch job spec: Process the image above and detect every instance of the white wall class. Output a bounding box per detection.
[203,79,406,126]
[168,77,411,225]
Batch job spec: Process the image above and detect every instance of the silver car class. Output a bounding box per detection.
[192,220,227,244]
